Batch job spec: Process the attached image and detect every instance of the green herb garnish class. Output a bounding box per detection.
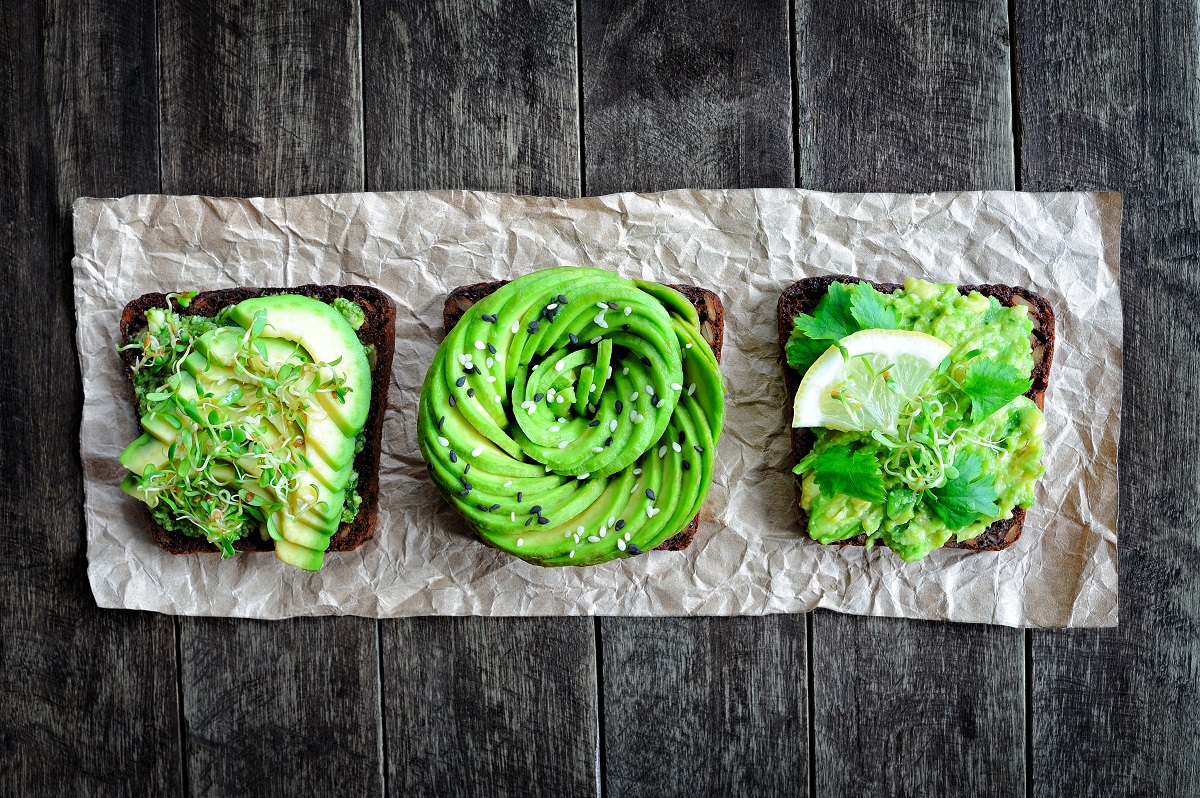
[925,451,1001,529]
[959,356,1033,424]
[795,444,886,504]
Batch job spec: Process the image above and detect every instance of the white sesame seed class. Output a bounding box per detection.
[565,529,573,538]
[688,383,696,396]
[569,550,576,558]
[503,480,513,487]
[487,376,497,383]
[622,367,629,376]
[522,400,535,409]
[686,342,693,349]
[545,464,552,472]
[630,392,639,402]
[464,352,473,361]
[496,356,503,363]
[578,473,589,479]
[558,417,567,423]
[511,321,520,334]
[590,337,602,344]
[599,525,607,537]
[633,468,642,475]
[618,539,627,551]
[574,534,581,544]
[596,302,608,309]
[607,517,615,527]
[486,357,494,368]
[609,420,618,432]
[624,531,632,542]
[527,405,537,415]
[475,340,485,350]
[547,303,557,310]
[558,441,569,449]
[555,361,565,372]
[630,485,637,494]
[548,388,557,398]
[556,396,565,404]
[511,512,516,522]
[471,447,483,457]
[588,535,601,543]
[659,446,667,458]
[672,442,682,452]
[494,395,501,403]
[645,384,654,394]
[647,506,659,518]
[589,384,597,392]
[631,411,642,423]
[671,383,683,391]
[594,312,609,328]
[550,425,560,432]
[591,446,604,453]
[577,526,585,536]
[517,538,524,547]
[607,367,612,379]
[437,436,449,447]
[457,353,467,364]
[624,306,632,316]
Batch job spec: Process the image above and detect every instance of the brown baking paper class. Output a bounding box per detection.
[72,190,1121,627]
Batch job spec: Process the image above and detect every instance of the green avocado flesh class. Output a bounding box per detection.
[417,266,726,567]
[790,278,1046,561]
[117,293,371,571]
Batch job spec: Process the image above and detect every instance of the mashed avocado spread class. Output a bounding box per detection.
[787,278,1046,561]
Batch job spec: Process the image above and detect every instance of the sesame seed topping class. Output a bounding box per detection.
[624,306,632,316]
[558,396,566,404]
[476,503,486,510]
[615,400,624,414]
[599,525,607,537]
[487,343,497,354]
[577,526,585,536]
[646,488,656,500]
[490,504,500,511]
[528,322,539,333]
[590,337,602,344]
[587,535,601,543]
[558,441,569,448]
[558,294,568,304]
[641,357,651,367]
[458,489,469,496]
[671,383,683,391]
[517,538,524,547]
[525,517,533,526]
[550,425,560,432]
[658,446,667,458]
[538,516,549,525]
[464,464,471,473]
[558,417,566,423]
[591,446,604,453]
[589,419,601,427]
[569,550,576,558]
[622,324,630,331]
[503,479,512,487]
[630,485,637,494]
[486,357,494,368]
[517,491,522,501]
[645,384,654,394]
[618,539,627,551]
[629,544,642,555]
[688,383,696,396]
[547,303,558,310]
[604,436,613,447]
[437,415,445,429]
[630,392,639,402]
[511,512,516,522]
[578,472,590,479]
[589,384,597,393]
[534,392,545,402]
[474,340,485,349]
[622,367,629,375]
[494,395,501,402]
[530,505,542,514]
[694,445,705,453]
[686,342,693,349]
[555,361,565,372]
[594,312,609,328]
[623,531,631,541]
[569,333,579,345]
[487,376,497,383]
[437,436,449,447]
[682,459,690,470]
[527,405,537,415]
[482,313,497,323]
[471,447,483,457]
[647,506,660,518]
[449,395,456,407]
[672,442,682,452]
[455,376,466,387]
[633,468,641,475]
[512,321,520,333]
[565,529,573,538]
[449,451,457,462]
[467,388,475,397]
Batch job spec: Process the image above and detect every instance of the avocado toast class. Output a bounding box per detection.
[419,267,726,566]
[778,276,1054,560]
[117,285,395,570]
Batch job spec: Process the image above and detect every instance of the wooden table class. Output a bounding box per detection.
[2,2,1192,795]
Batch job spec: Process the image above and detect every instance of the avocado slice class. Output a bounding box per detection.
[119,433,170,476]
[273,538,325,571]
[229,294,371,436]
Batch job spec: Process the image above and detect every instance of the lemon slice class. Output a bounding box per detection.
[792,329,951,435]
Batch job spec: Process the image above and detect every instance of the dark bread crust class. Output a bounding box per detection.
[118,284,396,555]
[776,275,1055,552]
[442,280,725,553]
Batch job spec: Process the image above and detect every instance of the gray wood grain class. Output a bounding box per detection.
[362,0,578,196]
[0,1,182,795]
[581,0,795,196]
[1016,2,1200,794]
[580,2,805,796]
[796,1,1025,795]
[382,618,598,798]
[364,4,597,795]
[158,3,381,796]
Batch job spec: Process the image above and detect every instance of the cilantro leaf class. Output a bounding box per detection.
[784,325,832,373]
[961,357,1032,424]
[849,282,898,330]
[794,445,885,504]
[926,452,1000,529]
[793,281,859,342]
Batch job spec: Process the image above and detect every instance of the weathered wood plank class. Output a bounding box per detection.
[1016,2,1200,794]
[158,3,381,796]
[795,1,1025,795]
[580,2,805,796]
[363,3,597,795]
[362,0,578,196]
[581,0,795,196]
[0,2,182,795]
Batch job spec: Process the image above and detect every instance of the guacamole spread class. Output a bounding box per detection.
[787,278,1046,561]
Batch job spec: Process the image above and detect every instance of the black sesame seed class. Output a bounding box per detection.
[437,415,445,429]
[646,488,656,500]
[640,356,651,366]
[530,505,542,514]
[528,322,540,333]
[569,333,579,345]
[615,519,625,531]
[607,301,619,310]
[589,419,601,427]
[476,503,486,511]
[628,544,641,555]
[604,436,613,447]
[678,429,686,442]
[482,313,498,323]
[459,489,470,497]
[622,324,630,331]
[449,395,456,407]
[463,365,473,375]
[456,376,466,387]
[694,445,704,453]
[467,388,475,397]
[537,516,550,525]
[459,476,470,486]
[426,462,433,472]
[489,503,500,512]
[615,400,623,414]
[682,459,691,471]
[652,396,662,407]
[534,392,545,402]
[525,517,533,526]
[558,294,568,304]
[487,343,497,354]
[449,451,458,463]
[517,491,523,502]
[463,463,471,474]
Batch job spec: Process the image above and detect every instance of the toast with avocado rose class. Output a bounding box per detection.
[778,276,1054,561]
[116,285,395,571]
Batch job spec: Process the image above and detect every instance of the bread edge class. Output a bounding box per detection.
[441,279,725,553]
[775,275,1055,552]
[117,284,397,555]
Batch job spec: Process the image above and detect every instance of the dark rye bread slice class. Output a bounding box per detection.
[776,275,1055,551]
[118,284,396,555]
[443,280,725,552]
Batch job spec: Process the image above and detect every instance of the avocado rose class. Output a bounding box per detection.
[417,266,725,566]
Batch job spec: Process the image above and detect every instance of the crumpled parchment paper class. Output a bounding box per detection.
[72,189,1122,627]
